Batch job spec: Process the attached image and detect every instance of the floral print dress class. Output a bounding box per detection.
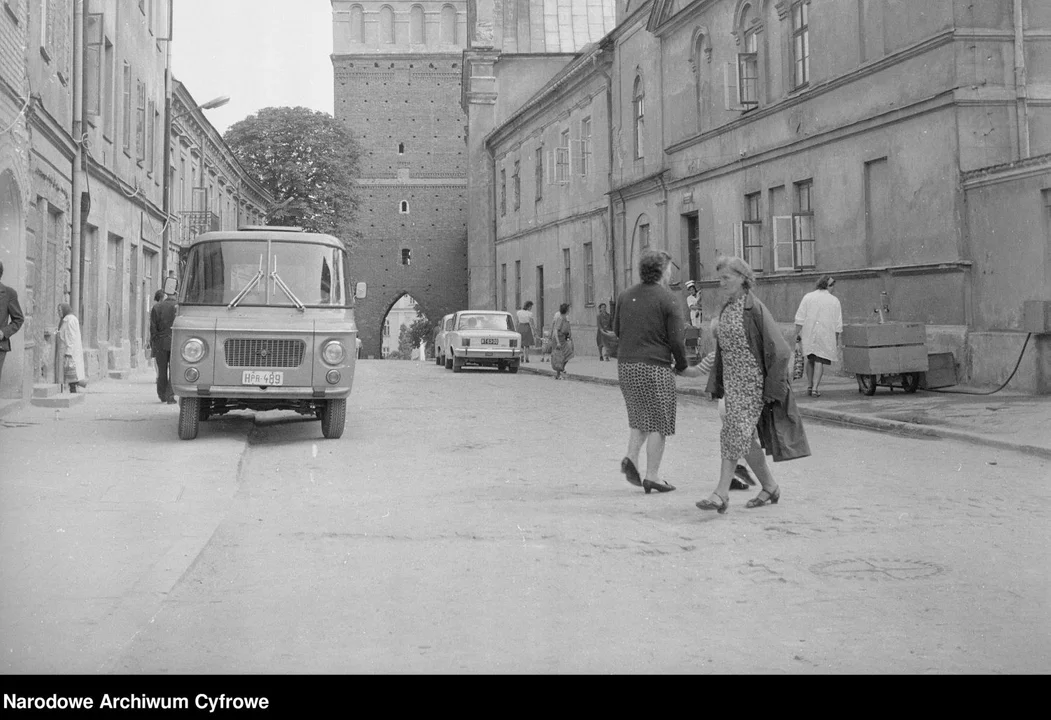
[718,295,765,461]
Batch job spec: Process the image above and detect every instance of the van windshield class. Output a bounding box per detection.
[181,240,347,307]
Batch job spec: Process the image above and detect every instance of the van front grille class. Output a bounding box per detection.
[224,339,305,368]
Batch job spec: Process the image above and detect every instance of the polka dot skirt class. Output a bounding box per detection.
[618,362,678,436]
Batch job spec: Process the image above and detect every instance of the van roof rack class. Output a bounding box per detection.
[237,225,305,232]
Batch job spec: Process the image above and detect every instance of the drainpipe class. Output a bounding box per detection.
[161,0,174,278]
[594,49,617,301]
[1013,0,1030,159]
[70,0,85,317]
[486,141,498,310]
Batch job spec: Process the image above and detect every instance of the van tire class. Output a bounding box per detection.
[321,398,346,439]
[178,397,201,440]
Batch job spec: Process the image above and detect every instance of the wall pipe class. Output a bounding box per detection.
[70,0,85,317]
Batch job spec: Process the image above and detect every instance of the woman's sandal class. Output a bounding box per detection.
[696,493,729,514]
[745,485,781,509]
[620,457,643,487]
[642,479,676,494]
[806,386,813,396]
[812,390,821,397]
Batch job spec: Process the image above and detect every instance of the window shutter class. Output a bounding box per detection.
[723,62,740,111]
[733,222,744,260]
[772,216,794,271]
[547,149,555,185]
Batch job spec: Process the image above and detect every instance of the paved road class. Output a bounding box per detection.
[1,361,1048,673]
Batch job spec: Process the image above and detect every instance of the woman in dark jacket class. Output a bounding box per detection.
[614,250,701,494]
[696,256,809,514]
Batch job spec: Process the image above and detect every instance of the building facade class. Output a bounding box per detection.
[463,0,1051,389]
[331,1,471,359]
[462,0,618,344]
[0,0,272,403]
[168,79,271,269]
[0,0,33,400]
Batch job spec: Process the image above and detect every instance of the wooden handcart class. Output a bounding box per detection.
[841,322,929,396]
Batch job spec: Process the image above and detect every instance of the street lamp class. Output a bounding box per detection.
[162,93,231,281]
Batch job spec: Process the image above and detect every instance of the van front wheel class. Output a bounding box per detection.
[321,398,346,439]
[178,397,201,440]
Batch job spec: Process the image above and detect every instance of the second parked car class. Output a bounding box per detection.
[444,310,522,373]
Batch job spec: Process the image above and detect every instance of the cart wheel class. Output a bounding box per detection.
[858,374,877,396]
[902,372,921,393]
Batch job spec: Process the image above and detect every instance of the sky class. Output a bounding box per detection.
[171,0,335,135]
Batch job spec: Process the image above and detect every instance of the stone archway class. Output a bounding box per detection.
[356,288,457,360]
[0,166,26,399]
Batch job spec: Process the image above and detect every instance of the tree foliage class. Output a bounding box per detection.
[398,317,434,359]
[224,107,362,243]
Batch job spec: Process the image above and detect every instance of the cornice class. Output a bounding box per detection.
[962,152,1051,190]
[496,205,607,245]
[331,51,463,62]
[82,153,165,219]
[610,168,667,200]
[27,100,76,159]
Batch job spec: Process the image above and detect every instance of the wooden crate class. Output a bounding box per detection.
[841,322,926,348]
[920,352,957,389]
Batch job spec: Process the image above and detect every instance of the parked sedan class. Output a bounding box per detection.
[435,313,455,367]
[445,310,523,373]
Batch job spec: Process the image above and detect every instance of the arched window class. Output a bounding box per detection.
[350,5,364,44]
[733,1,762,108]
[411,5,425,44]
[399,200,410,214]
[440,5,456,44]
[694,33,708,131]
[633,76,645,160]
[380,6,395,44]
[398,142,405,155]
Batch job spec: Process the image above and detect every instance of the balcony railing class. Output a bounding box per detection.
[181,211,220,244]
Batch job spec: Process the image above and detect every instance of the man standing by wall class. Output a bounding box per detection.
[0,261,25,392]
[150,290,178,404]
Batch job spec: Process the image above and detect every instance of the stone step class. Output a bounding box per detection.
[31,393,86,409]
[108,370,130,380]
[32,384,60,398]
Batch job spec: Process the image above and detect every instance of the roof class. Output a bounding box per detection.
[499,0,617,54]
[188,229,345,248]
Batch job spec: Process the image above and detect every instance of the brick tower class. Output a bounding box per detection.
[331,2,469,358]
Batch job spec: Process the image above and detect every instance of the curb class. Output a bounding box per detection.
[0,400,27,420]
[519,365,1051,461]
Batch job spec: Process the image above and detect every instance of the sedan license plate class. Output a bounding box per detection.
[481,338,499,345]
[242,370,283,386]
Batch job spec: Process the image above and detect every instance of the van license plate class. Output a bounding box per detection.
[243,371,283,386]
[481,338,498,345]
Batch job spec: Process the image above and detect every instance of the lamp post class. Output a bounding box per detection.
[161,93,230,282]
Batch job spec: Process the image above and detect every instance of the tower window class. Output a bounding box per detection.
[400,200,410,214]
[398,142,405,155]
[402,249,412,265]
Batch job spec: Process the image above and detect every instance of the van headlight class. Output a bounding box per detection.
[321,341,345,365]
[181,338,206,363]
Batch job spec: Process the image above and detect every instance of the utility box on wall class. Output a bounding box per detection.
[1023,300,1051,334]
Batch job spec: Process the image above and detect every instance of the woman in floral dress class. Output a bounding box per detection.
[696,256,787,514]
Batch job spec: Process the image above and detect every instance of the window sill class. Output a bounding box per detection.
[4,1,18,24]
[788,82,810,95]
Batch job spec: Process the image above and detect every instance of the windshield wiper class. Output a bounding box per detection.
[228,256,265,309]
[271,256,305,311]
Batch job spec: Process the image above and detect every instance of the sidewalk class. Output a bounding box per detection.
[519,354,1051,460]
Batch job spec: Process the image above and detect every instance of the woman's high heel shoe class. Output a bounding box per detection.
[620,457,643,487]
[745,485,780,509]
[642,479,676,494]
[696,493,729,514]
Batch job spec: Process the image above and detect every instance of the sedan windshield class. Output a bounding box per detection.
[457,314,515,331]
[181,240,346,307]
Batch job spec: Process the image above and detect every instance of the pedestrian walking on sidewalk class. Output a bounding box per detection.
[794,275,842,397]
[150,290,178,404]
[57,304,86,393]
[696,256,809,514]
[0,260,26,391]
[516,301,538,363]
[596,303,613,361]
[613,250,701,494]
[550,303,574,380]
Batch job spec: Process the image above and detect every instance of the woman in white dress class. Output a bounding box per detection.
[58,303,86,393]
[793,275,843,397]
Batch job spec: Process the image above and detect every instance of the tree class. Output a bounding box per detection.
[398,317,434,359]
[224,107,362,244]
